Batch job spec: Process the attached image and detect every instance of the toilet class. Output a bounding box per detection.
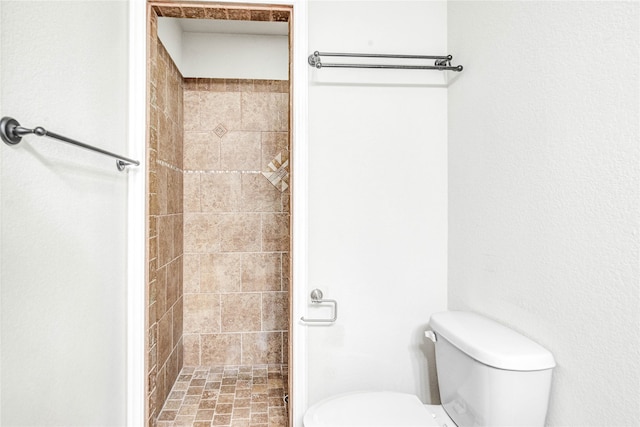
[304,311,556,427]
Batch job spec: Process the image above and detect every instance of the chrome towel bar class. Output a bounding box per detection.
[1,116,140,171]
[308,51,463,72]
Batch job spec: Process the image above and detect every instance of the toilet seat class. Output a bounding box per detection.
[303,391,455,427]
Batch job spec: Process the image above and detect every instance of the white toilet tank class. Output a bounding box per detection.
[430,311,556,427]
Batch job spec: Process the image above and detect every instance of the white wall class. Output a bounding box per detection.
[306,0,448,414]
[448,2,640,426]
[158,18,289,80]
[0,1,129,425]
[158,17,184,69]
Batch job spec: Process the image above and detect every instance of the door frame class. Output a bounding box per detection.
[126,0,309,425]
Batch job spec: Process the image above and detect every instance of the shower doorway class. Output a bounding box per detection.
[143,2,295,425]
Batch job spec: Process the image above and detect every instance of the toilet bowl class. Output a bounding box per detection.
[304,391,454,427]
[303,311,556,427]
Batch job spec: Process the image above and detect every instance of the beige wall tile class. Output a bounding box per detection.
[261,292,288,331]
[158,113,173,164]
[183,173,201,213]
[261,132,289,171]
[241,253,282,292]
[241,93,288,131]
[184,131,220,171]
[158,312,173,366]
[157,164,168,215]
[156,57,167,110]
[240,174,282,212]
[157,215,173,266]
[200,92,242,131]
[183,334,201,366]
[220,294,261,332]
[282,332,289,364]
[281,253,290,291]
[184,214,220,253]
[149,235,158,262]
[241,332,282,364]
[200,253,241,293]
[201,173,241,212]
[156,265,167,320]
[183,294,220,334]
[261,213,290,252]
[253,80,286,93]
[167,257,182,308]
[183,254,200,293]
[168,168,183,214]
[173,214,184,260]
[201,334,242,365]
[183,91,200,131]
[172,297,183,351]
[218,213,261,252]
[220,132,261,171]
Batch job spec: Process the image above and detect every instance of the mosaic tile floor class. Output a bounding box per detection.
[157,365,288,427]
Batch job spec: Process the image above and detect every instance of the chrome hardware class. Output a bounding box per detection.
[1,116,140,171]
[425,330,437,343]
[307,51,463,72]
[300,288,338,324]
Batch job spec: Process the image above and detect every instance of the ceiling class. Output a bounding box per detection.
[165,17,289,36]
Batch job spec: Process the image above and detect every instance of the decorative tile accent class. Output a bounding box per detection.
[214,124,228,138]
[262,153,289,192]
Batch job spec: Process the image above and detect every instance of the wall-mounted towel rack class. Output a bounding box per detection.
[308,51,463,72]
[0,116,139,171]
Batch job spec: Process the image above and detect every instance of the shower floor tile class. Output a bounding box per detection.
[157,365,288,427]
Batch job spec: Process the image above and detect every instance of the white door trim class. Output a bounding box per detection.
[127,0,147,425]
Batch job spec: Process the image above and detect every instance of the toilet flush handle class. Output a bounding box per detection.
[425,331,437,343]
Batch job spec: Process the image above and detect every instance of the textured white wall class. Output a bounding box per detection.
[157,18,289,80]
[448,2,640,426]
[158,17,184,70]
[306,0,448,415]
[0,1,129,425]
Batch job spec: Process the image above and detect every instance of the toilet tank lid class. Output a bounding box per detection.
[430,311,556,371]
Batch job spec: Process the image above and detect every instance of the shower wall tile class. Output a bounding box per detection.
[241,253,282,292]
[184,293,220,334]
[240,174,283,212]
[183,91,200,131]
[152,4,291,24]
[183,254,200,293]
[218,213,262,252]
[200,253,242,293]
[184,131,220,171]
[241,93,288,132]
[200,174,241,212]
[261,132,289,171]
[242,332,283,365]
[183,334,200,366]
[220,131,261,171]
[200,92,242,131]
[147,9,184,426]
[262,292,289,331]
[184,214,220,253]
[201,334,242,365]
[262,213,291,252]
[221,293,262,332]
[183,173,201,213]
[182,78,290,368]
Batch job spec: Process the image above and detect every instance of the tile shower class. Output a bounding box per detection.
[146,5,291,426]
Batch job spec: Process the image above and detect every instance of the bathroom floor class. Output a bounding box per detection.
[156,365,288,427]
